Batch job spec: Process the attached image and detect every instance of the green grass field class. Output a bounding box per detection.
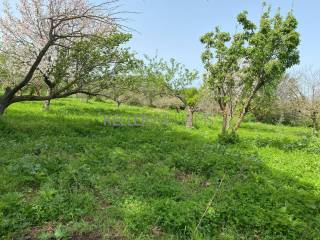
[0,98,320,239]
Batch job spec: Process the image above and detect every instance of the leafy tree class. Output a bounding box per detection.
[0,32,134,113]
[0,0,122,114]
[251,78,281,123]
[137,55,167,107]
[180,87,200,128]
[107,76,133,108]
[161,58,199,128]
[201,26,243,135]
[47,33,135,100]
[201,5,300,137]
[137,56,198,127]
[104,71,141,108]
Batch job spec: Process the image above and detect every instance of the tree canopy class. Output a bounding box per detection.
[201,6,300,137]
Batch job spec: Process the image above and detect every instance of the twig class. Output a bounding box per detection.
[193,173,226,235]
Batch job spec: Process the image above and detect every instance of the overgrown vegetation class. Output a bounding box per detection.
[0,98,319,239]
[0,0,319,239]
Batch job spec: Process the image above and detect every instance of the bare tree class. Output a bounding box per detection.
[273,74,303,125]
[296,68,320,135]
[0,0,123,114]
[276,70,320,134]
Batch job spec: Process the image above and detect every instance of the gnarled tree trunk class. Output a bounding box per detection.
[0,87,13,115]
[0,41,52,115]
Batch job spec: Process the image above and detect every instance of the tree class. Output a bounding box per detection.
[253,74,303,125]
[201,5,300,137]
[201,27,244,135]
[180,87,200,128]
[104,69,141,108]
[137,55,167,107]
[161,58,199,128]
[137,56,198,127]
[49,33,134,95]
[294,68,320,135]
[0,0,123,115]
[108,76,132,108]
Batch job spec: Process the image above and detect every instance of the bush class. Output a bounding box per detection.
[217,132,240,144]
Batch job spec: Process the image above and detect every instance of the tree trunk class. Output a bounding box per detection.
[221,108,230,135]
[186,106,194,128]
[43,99,51,110]
[233,81,264,132]
[0,88,13,115]
[0,98,11,115]
[6,41,52,101]
[117,101,121,108]
[233,110,246,132]
[148,98,154,107]
[43,89,52,110]
[311,111,319,136]
[0,102,7,115]
[0,41,53,115]
[233,95,254,132]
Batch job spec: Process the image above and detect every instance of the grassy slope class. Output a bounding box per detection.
[0,98,319,240]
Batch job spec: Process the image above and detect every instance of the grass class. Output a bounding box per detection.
[0,98,319,239]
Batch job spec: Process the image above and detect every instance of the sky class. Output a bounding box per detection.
[118,0,320,84]
[2,0,319,84]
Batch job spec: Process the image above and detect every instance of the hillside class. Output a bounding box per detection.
[0,98,320,239]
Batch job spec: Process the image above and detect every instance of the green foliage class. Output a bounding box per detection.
[201,5,300,135]
[137,55,199,108]
[136,55,167,106]
[0,98,320,239]
[217,131,240,144]
[181,87,199,108]
[51,33,135,93]
[162,58,198,98]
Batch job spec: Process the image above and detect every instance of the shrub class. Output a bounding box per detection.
[217,132,240,144]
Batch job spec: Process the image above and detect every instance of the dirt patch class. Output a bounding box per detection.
[24,222,55,240]
[151,226,164,237]
[70,232,102,240]
[175,170,192,182]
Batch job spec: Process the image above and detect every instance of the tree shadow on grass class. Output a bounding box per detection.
[0,110,319,239]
